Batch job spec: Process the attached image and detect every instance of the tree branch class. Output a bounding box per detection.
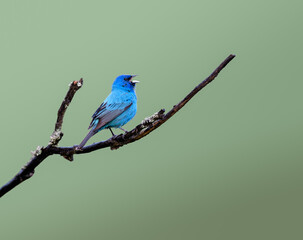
[0,80,83,197]
[0,54,235,198]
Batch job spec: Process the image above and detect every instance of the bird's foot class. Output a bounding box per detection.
[109,128,116,137]
[119,127,128,133]
[75,145,83,151]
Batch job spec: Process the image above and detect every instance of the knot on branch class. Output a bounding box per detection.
[58,146,78,162]
[49,130,64,146]
[31,146,43,157]
[61,150,76,162]
[140,109,165,127]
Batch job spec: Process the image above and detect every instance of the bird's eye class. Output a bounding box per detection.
[124,76,132,81]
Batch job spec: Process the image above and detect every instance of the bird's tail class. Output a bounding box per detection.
[78,129,96,149]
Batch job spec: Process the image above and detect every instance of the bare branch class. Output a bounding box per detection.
[0,79,84,197]
[0,54,235,198]
[49,78,83,145]
[55,54,236,155]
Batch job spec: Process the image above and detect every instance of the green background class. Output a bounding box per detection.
[0,0,302,239]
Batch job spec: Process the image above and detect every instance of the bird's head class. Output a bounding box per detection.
[112,75,139,91]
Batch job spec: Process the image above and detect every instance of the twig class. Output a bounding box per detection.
[49,79,83,145]
[0,80,83,197]
[0,54,235,198]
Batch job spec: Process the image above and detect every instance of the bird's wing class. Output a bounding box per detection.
[88,101,132,131]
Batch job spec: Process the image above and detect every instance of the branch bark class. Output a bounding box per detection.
[0,54,235,198]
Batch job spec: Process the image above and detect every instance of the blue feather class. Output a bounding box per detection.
[78,75,138,149]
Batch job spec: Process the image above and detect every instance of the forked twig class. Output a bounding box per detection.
[0,54,235,198]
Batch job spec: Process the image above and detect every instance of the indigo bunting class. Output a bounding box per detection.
[78,75,139,149]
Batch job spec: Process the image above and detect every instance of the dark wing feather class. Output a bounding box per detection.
[92,102,107,119]
[88,102,106,129]
[88,102,132,131]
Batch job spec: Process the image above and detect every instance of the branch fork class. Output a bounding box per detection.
[0,54,235,198]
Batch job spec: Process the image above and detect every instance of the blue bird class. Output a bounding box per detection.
[78,75,139,149]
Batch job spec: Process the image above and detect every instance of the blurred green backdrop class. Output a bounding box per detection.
[0,0,302,239]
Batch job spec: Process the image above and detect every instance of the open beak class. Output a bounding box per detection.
[131,75,139,84]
